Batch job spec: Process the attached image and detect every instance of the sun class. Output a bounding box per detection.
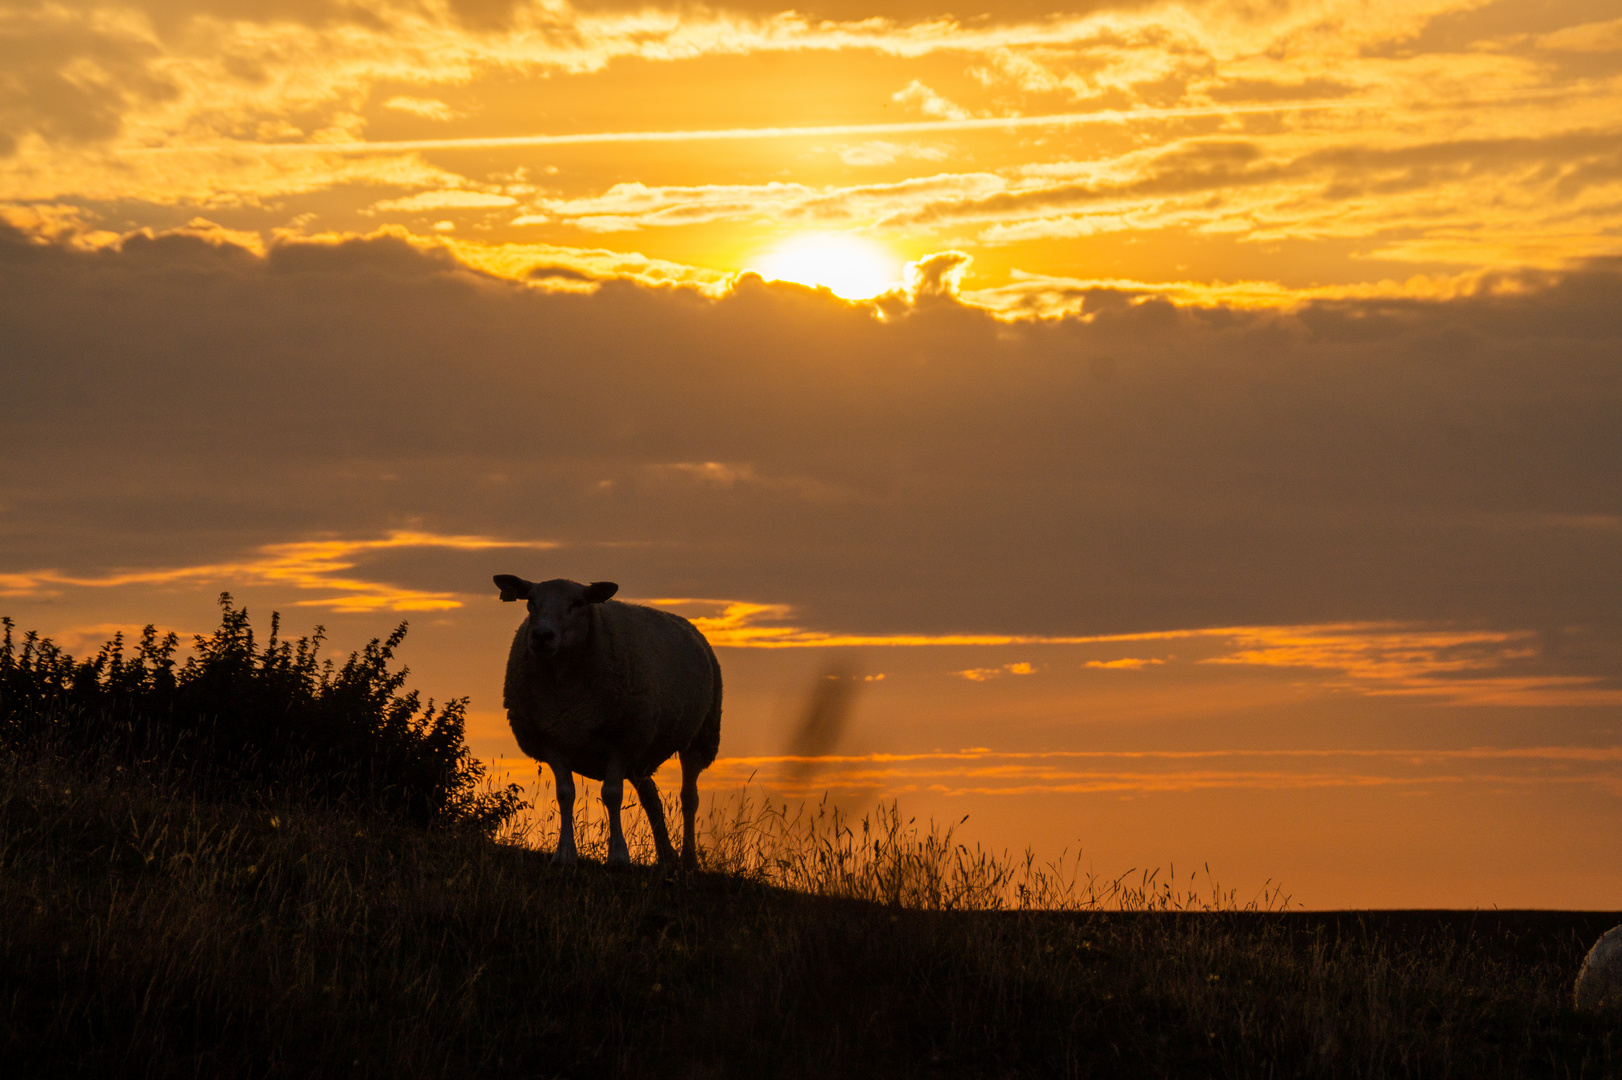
[752,234,901,300]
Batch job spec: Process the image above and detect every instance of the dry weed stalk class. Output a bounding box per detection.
[510,778,1292,913]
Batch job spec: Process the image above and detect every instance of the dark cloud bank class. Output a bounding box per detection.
[2,226,1619,659]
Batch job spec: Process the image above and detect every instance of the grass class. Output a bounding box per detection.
[2,744,1617,1079]
[2,606,1617,1077]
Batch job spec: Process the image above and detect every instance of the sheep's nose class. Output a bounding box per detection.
[531,627,558,652]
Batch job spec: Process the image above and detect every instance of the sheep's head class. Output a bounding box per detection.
[495,575,619,657]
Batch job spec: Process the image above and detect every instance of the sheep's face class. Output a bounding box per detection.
[495,575,619,658]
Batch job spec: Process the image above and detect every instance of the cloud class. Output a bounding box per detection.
[653,598,1617,704]
[2,226,1620,699]
[15,517,1590,702]
[370,190,518,213]
[957,662,1036,680]
[886,128,1622,269]
[0,201,120,248]
[898,249,970,298]
[1536,18,1622,53]
[0,4,174,153]
[656,599,1162,648]
[0,530,560,612]
[534,178,870,232]
[646,462,850,502]
[0,0,1611,284]
[838,141,947,166]
[702,745,1622,798]
[210,99,1365,158]
[891,79,972,120]
[961,268,1508,318]
[507,174,1013,234]
[207,111,1612,274]
[441,236,731,292]
[1201,624,1622,706]
[383,96,463,121]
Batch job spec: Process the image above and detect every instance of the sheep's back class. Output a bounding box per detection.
[594,601,718,770]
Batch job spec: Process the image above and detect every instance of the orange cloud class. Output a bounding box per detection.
[646,601,1620,706]
[1199,624,1622,705]
[957,661,1037,680]
[648,598,1186,649]
[2,530,558,612]
[700,746,1622,797]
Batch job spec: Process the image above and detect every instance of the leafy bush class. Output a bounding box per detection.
[0,594,522,832]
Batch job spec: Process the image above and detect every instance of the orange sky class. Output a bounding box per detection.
[2,0,1620,907]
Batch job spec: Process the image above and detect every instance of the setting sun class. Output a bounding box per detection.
[753,234,901,299]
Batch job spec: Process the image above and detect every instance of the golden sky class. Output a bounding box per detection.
[3,0,1621,907]
[7,0,1622,298]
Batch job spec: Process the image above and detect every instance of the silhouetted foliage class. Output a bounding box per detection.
[0,594,522,832]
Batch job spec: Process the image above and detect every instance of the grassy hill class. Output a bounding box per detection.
[2,606,1617,1078]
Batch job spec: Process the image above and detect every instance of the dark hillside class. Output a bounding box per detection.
[1,612,1617,1078]
[5,751,1619,1078]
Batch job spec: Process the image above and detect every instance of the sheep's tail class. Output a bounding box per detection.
[685,647,723,771]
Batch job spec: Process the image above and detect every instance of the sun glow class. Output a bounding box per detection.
[753,234,901,300]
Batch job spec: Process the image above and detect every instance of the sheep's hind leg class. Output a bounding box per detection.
[548,759,578,867]
[632,775,679,868]
[678,751,703,872]
[602,755,631,867]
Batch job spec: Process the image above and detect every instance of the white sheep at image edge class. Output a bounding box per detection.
[1576,924,1622,1014]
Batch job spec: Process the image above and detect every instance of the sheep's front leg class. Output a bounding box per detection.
[602,755,631,867]
[679,750,703,872]
[632,776,678,868]
[548,759,578,866]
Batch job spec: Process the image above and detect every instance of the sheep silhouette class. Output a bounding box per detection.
[495,575,721,869]
[1576,923,1622,1014]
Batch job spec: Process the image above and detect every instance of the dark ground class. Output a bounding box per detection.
[3,761,1618,1080]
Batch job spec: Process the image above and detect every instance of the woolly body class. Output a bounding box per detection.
[1575,923,1622,1014]
[496,575,721,869]
[503,600,721,780]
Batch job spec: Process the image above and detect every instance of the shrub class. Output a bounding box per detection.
[0,594,522,832]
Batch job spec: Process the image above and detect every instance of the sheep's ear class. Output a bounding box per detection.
[584,581,619,603]
[493,574,533,602]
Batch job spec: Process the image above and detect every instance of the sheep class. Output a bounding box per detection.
[1575,923,1622,1014]
[495,575,721,869]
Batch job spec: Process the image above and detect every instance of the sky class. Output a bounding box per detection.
[2,0,1620,908]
